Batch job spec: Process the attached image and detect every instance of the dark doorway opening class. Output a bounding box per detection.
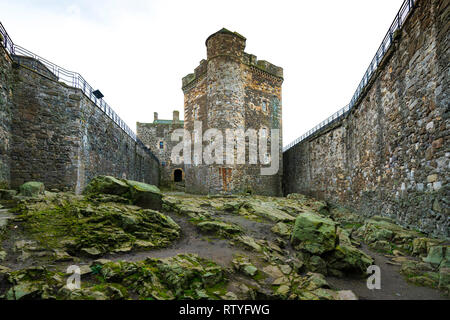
[174,169,183,182]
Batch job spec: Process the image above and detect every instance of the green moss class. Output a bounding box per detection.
[126,180,160,194]
[342,222,363,230]
[12,193,179,256]
[205,280,228,299]
[252,271,268,282]
[0,181,9,189]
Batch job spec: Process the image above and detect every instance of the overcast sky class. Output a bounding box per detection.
[1,0,405,146]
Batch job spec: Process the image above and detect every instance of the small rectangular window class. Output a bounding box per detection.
[261,128,267,138]
[264,153,271,164]
[193,105,199,120]
[159,141,164,149]
[262,101,267,112]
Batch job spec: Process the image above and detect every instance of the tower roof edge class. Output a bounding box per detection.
[205,28,246,46]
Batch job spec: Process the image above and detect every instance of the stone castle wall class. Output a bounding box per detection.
[283,0,449,237]
[137,115,184,187]
[10,59,81,190]
[0,46,13,187]
[183,29,283,196]
[0,50,159,192]
[76,95,160,193]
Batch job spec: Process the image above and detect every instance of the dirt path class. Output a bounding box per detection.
[326,244,448,300]
[105,212,247,267]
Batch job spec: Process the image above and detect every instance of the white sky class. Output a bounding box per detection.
[1,0,405,147]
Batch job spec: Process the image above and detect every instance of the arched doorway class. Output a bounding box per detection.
[174,169,183,182]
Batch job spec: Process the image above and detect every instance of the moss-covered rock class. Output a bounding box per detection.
[233,235,263,253]
[291,212,337,255]
[83,176,129,196]
[3,267,63,300]
[11,192,180,257]
[423,245,449,267]
[438,267,450,294]
[305,255,327,275]
[239,200,295,222]
[126,180,162,210]
[83,176,162,210]
[98,254,226,300]
[162,196,211,219]
[355,217,426,254]
[412,238,442,257]
[271,222,293,238]
[19,182,45,197]
[327,244,373,276]
[197,220,242,237]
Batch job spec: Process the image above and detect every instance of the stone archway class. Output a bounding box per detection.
[173,169,183,182]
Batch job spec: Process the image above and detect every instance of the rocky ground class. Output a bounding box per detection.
[0,177,448,300]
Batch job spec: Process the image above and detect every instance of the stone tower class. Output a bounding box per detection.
[182,28,283,195]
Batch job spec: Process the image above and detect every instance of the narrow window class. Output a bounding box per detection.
[262,101,267,112]
[159,141,164,150]
[261,128,267,138]
[264,152,271,164]
[193,105,199,120]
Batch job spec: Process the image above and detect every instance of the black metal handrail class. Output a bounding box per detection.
[0,21,157,162]
[284,0,416,152]
[0,22,14,55]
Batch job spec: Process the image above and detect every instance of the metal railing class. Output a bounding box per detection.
[283,104,351,151]
[283,0,416,152]
[0,22,14,55]
[0,21,157,161]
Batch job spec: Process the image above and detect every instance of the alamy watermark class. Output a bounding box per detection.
[367,265,381,290]
[66,265,81,290]
[170,121,280,175]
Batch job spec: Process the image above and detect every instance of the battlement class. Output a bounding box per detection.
[181,59,207,90]
[182,29,283,92]
[243,53,283,79]
[137,110,184,127]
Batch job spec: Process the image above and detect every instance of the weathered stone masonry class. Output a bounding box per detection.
[0,45,13,188]
[137,111,184,187]
[283,0,449,237]
[182,29,283,196]
[0,44,159,192]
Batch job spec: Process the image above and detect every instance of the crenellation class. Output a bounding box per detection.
[183,33,283,93]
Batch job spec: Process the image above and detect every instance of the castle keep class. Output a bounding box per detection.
[181,28,283,195]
